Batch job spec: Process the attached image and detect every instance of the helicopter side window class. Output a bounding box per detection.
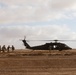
[49,46,52,50]
[53,45,57,48]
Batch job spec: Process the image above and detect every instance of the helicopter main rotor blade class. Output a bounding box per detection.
[26,40,53,41]
[26,40,76,41]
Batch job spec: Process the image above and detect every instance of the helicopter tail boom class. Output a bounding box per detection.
[22,40,31,49]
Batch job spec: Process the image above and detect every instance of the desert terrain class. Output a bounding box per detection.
[0,49,76,75]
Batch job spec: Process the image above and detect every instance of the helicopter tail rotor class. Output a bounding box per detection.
[24,36,26,40]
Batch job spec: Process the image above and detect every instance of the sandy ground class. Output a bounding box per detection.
[0,49,76,75]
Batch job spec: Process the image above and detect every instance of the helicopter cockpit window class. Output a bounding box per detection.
[65,45,69,47]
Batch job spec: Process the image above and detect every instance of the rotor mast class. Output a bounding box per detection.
[54,40,58,43]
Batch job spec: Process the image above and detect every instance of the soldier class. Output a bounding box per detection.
[0,45,1,52]
[2,45,6,52]
[7,45,10,52]
[11,45,15,52]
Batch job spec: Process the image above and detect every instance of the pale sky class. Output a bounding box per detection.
[0,0,76,49]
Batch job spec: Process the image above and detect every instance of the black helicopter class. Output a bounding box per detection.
[21,37,72,51]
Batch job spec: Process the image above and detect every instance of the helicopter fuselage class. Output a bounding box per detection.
[22,40,72,51]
